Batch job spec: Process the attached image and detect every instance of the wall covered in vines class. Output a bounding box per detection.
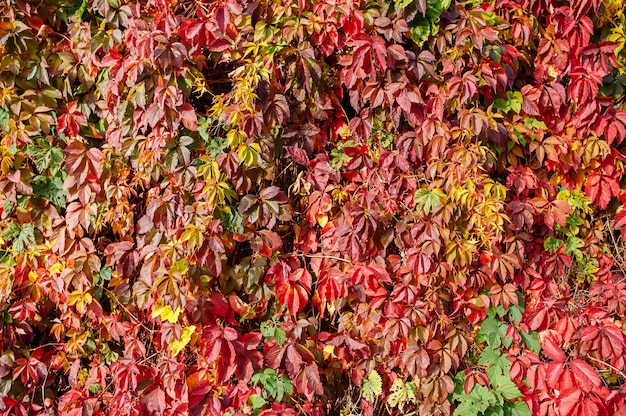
[1,0,626,414]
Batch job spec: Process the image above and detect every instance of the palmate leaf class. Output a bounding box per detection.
[387,378,417,408]
[509,401,532,416]
[543,236,564,253]
[476,315,509,348]
[5,0,626,412]
[260,321,286,346]
[490,373,521,400]
[414,188,445,215]
[26,138,64,176]
[32,176,66,208]
[453,384,497,416]
[3,222,36,252]
[361,370,383,402]
[251,368,293,402]
[479,346,511,380]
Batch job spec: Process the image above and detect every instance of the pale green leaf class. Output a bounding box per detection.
[361,370,383,402]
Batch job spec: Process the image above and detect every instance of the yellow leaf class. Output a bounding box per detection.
[68,290,92,314]
[317,214,329,228]
[169,325,196,356]
[226,129,247,148]
[237,144,258,167]
[49,263,64,274]
[0,146,14,175]
[180,228,203,253]
[323,345,336,360]
[151,303,181,323]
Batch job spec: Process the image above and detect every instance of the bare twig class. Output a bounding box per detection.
[304,254,351,263]
[587,354,626,380]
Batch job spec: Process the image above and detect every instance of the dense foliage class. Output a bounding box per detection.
[1,0,626,414]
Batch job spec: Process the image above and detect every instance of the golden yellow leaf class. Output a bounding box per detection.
[323,345,336,360]
[169,325,196,356]
[151,303,181,323]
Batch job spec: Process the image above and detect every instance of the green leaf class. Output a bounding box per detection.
[252,368,293,402]
[477,316,507,348]
[248,394,266,409]
[260,321,287,346]
[557,188,590,213]
[453,384,497,416]
[519,330,540,353]
[2,222,21,240]
[5,223,36,252]
[387,378,417,408]
[565,236,584,258]
[523,118,547,130]
[508,91,523,114]
[3,199,13,217]
[88,383,101,394]
[543,237,564,253]
[414,188,445,215]
[510,401,532,416]
[490,374,521,400]
[484,405,505,416]
[507,303,523,323]
[493,98,510,112]
[259,321,273,339]
[32,176,66,208]
[409,20,433,45]
[100,266,112,281]
[479,346,511,380]
[274,327,286,346]
[220,206,244,234]
[361,370,383,402]
[330,147,349,169]
[0,107,9,132]
[26,139,64,176]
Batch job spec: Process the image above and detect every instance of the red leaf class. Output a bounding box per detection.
[286,146,310,167]
[289,268,312,292]
[65,202,97,238]
[557,388,582,416]
[520,85,541,115]
[179,103,198,131]
[542,335,566,362]
[234,333,263,381]
[317,268,347,305]
[569,359,601,392]
[294,363,324,401]
[544,199,571,229]
[277,279,309,315]
[143,388,166,415]
[586,172,620,210]
[68,359,81,389]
